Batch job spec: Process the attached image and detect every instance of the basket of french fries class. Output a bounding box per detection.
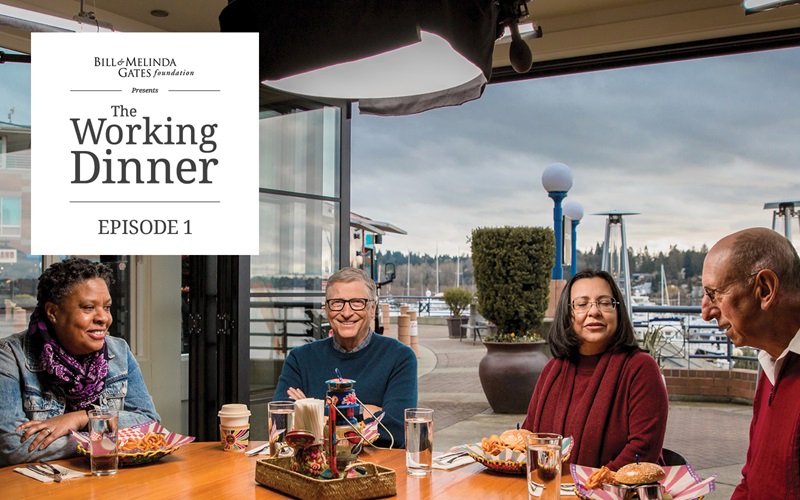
[72,420,195,466]
[457,430,573,475]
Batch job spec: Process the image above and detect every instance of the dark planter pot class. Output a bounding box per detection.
[446,316,468,338]
[479,341,549,414]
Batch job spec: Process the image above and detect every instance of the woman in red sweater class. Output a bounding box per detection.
[522,269,669,470]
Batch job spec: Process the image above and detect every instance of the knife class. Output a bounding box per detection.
[245,442,271,456]
[28,462,62,482]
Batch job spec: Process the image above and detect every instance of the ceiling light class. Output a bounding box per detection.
[73,12,113,31]
[497,23,542,42]
[498,1,536,75]
[743,0,800,14]
[219,0,540,116]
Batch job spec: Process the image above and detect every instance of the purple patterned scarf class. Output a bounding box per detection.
[27,308,109,411]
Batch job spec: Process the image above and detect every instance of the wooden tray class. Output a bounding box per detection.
[255,456,396,500]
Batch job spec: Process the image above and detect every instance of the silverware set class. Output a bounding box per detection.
[529,480,576,494]
[26,461,62,482]
[433,451,469,465]
[244,443,270,456]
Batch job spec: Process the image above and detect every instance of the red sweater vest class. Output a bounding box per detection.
[732,352,800,499]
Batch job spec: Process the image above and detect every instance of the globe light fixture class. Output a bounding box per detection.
[541,162,573,280]
[562,200,584,278]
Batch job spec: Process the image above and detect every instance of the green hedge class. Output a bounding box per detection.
[471,226,555,335]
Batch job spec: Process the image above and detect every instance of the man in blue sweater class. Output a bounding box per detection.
[274,267,418,448]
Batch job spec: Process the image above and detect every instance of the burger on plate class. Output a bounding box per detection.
[614,462,666,485]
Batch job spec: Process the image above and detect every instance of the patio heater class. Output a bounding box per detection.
[595,210,639,318]
[541,163,573,280]
[562,201,584,278]
[764,200,800,249]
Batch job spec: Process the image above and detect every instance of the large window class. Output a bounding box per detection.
[247,106,344,439]
[259,107,340,198]
[0,84,33,337]
[0,197,21,236]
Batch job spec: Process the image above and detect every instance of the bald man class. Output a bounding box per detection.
[701,228,800,498]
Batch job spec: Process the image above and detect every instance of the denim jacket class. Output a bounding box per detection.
[0,331,160,466]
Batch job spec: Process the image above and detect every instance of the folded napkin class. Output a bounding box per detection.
[432,451,476,470]
[245,443,271,456]
[14,463,88,483]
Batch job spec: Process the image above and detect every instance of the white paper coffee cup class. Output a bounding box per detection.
[218,403,251,426]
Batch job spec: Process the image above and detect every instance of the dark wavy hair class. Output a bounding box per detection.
[36,258,114,307]
[547,268,640,358]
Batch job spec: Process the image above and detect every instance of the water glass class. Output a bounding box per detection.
[88,408,119,476]
[526,433,562,499]
[405,408,434,476]
[268,401,295,456]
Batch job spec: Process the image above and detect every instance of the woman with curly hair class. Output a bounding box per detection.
[521,269,668,470]
[0,258,159,466]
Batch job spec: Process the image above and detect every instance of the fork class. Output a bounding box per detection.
[39,461,63,482]
[26,463,62,482]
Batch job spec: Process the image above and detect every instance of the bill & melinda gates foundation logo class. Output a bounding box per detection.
[94,56,194,78]
[31,32,259,255]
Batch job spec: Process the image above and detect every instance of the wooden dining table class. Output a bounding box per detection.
[0,442,567,500]
[1,441,576,499]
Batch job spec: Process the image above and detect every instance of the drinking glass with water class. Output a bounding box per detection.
[405,408,434,476]
[88,408,119,476]
[527,433,563,499]
[268,401,295,456]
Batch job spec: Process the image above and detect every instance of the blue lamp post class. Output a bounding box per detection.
[562,201,584,278]
[541,163,573,280]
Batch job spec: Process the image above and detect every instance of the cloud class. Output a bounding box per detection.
[351,48,800,256]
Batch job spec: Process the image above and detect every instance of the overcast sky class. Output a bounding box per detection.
[4,46,800,259]
[350,47,800,257]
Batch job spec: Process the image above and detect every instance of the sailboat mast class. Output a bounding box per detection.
[435,244,439,294]
[406,250,411,296]
[456,253,461,288]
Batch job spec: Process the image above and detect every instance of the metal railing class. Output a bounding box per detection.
[258,298,760,370]
[633,305,759,370]
[381,295,450,317]
[379,299,759,370]
[249,301,328,355]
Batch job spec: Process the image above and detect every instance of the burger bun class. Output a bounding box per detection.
[499,428,532,449]
[614,462,666,485]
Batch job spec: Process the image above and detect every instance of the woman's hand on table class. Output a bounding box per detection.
[16,410,89,451]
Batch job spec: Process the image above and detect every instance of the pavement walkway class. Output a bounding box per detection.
[406,321,751,498]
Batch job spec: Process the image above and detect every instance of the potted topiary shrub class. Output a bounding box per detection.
[471,226,555,413]
[442,287,474,339]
